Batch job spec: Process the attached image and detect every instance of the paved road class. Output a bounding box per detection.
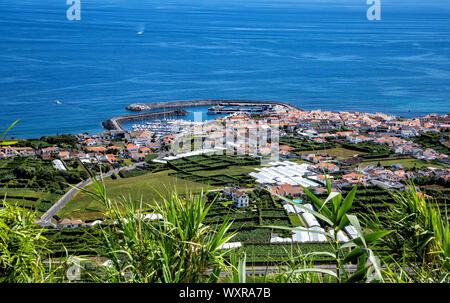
[36,162,145,227]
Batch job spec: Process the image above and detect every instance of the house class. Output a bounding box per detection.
[86,146,107,153]
[271,184,303,198]
[126,143,139,153]
[0,146,16,158]
[312,162,339,173]
[139,147,151,154]
[57,218,86,230]
[107,145,123,153]
[41,146,59,154]
[59,151,70,160]
[232,190,249,209]
[346,135,371,144]
[342,172,367,184]
[12,147,36,157]
[105,154,116,164]
[132,130,153,145]
[80,138,98,146]
[130,152,145,162]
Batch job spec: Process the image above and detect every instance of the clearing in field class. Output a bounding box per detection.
[296,146,367,160]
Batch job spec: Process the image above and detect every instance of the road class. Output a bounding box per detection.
[36,161,145,227]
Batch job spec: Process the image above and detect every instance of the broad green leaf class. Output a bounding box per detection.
[303,251,337,259]
[336,214,350,231]
[238,254,246,283]
[364,230,394,245]
[324,172,332,194]
[275,194,334,226]
[345,267,369,283]
[298,187,333,220]
[342,247,366,264]
[324,191,341,215]
[337,185,357,221]
[347,214,367,248]
[367,249,384,282]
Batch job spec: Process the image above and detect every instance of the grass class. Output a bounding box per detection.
[58,170,221,220]
[288,214,303,227]
[362,158,447,169]
[295,146,367,160]
[194,165,257,177]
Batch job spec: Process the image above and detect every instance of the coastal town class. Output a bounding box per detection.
[1,104,449,235]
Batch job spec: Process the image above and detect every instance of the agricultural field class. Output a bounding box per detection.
[280,137,336,152]
[167,154,260,186]
[58,170,220,221]
[0,156,87,216]
[205,188,332,263]
[242,243,335,263]
[0,188,60,216]
[317,183,449,220]
[295,146,366,160]
[362,158,448,169]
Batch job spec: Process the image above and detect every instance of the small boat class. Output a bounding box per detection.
[55,100,62,104]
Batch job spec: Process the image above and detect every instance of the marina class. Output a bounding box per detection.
[207,104,268,115]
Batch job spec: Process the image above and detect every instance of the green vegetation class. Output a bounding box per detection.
[280,137,336,152]
[296,146,365,160]
[76,176,236,283]
[272,178,394,282]
[40,134,78,149]
[1,122,449,283]
[0,157,88,192]
[58,170,220,220]
[342,141,393,159]
[362,182,450,282]
[167,154,259,186]
[242,243,335,263]
[362,158,446,169]
[1,175,449,283]
[0,202,55,282]
[409,132,450,155]
[117,162,166,179]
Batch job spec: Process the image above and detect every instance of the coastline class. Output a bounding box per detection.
[103,99,302,132]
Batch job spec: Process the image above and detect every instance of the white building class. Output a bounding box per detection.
[232,190,249,209]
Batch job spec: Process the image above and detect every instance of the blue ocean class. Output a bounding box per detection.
[1,0,449,138]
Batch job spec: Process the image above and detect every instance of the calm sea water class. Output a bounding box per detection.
[1,0,449,138]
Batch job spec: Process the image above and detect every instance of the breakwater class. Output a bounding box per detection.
[103,100,302,132]
[102,109,188,132]
[125,99,302,111]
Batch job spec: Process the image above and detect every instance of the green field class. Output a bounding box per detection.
[58,170,221,220]
[362,158,448,169]
[296,146,367,160]
[194,165,257,177]
[0,188,61,216]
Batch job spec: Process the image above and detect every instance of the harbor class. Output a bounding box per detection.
[103,100,302,133]
[207,104,268,115]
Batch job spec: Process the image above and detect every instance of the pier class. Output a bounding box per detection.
[102,109,188,132]
[125,99,302,112]
[103,100,302,132]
